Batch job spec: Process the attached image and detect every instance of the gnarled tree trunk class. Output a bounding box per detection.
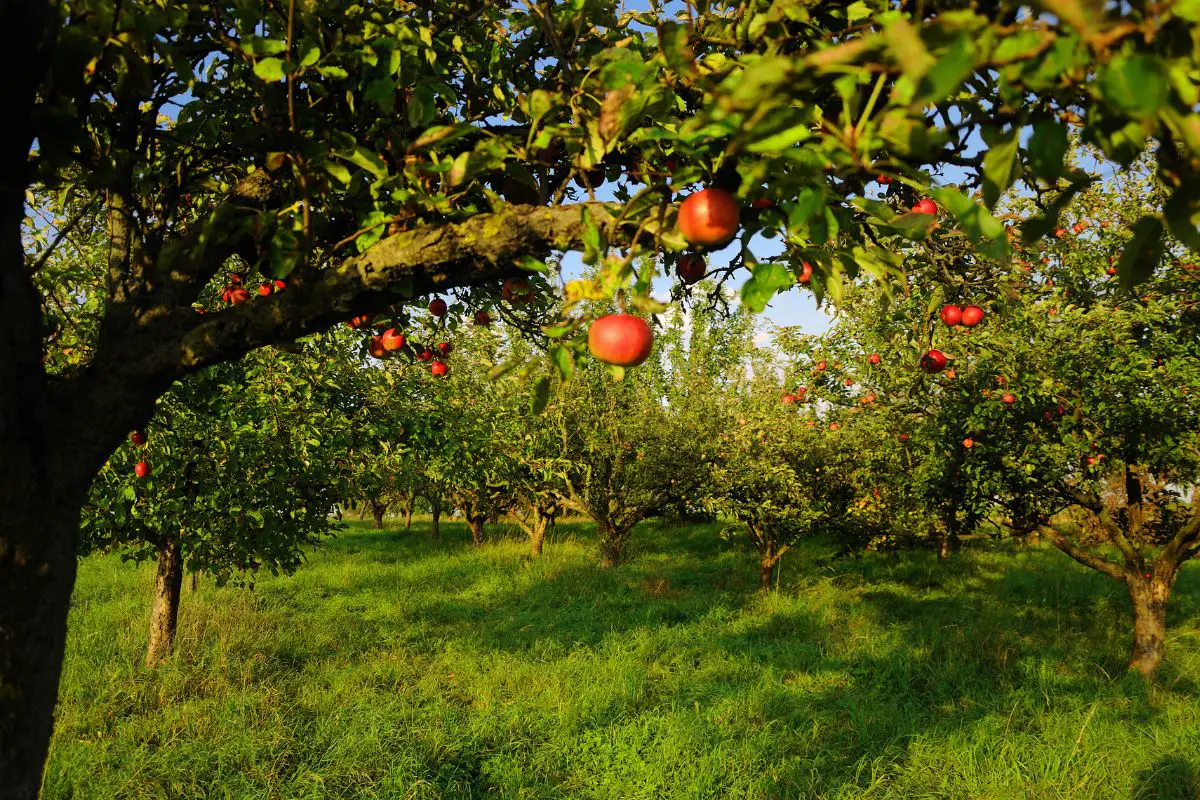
[597,520,635,567]
[429,494,441,539]
[468,515,486,546]
[146,533,184,667]
[1129,575,1170,680]
[370,499,387,529]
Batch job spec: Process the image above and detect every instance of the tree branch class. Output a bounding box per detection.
[1039,523,1128,581]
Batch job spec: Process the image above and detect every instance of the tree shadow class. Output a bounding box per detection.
[1133,756,1200,800]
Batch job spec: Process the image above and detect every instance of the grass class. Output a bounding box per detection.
[46,517,1200,799]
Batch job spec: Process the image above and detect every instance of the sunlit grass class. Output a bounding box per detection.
[46,518,1200,799]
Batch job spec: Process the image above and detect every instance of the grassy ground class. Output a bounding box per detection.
[46,518,1200,799]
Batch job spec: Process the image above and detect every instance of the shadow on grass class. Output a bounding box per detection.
[1133,756,1200,800]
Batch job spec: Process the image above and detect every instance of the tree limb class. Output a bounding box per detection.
[1039,523,1128,581]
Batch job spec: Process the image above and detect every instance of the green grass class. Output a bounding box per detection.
[46,518,1200,799]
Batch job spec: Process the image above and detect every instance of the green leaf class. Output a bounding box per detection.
[1019,173,1096,243]
[317,65,349,79]
[336,146,388,179]
[884,18,934,81]
[550,346,575,381]
[1099,54,1169,119]
[746,122,812,153]
[918,35,974,104]
[741,262,795,313]
[1027,121,1068,181]
[846,1,872,22]
[580,207,603,265]
[981,126,1020,209]
[1118,216,1165,289]
[1164,187,1200,253]
[253,58,286,82]
[323,161,352,186]
[530,376,551,414]
[516,254,548,273]
[934,188,1007,260]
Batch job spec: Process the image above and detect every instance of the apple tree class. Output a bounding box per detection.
[8,0,1200,791]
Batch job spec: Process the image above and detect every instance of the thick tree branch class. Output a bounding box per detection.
[1039,523,1128,581]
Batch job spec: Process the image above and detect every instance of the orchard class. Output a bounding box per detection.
[5,0,1200,797]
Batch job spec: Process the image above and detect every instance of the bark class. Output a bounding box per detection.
[530,521,547,556]
[937,533,951,561]
[145,534,184,668]
[468,516,486,546]
[759,558,775,589]
[1129,576,1170,680]
[429,495,441,539]
[404,506,413,530]
[370,499,387,529]
[597,520,634,567]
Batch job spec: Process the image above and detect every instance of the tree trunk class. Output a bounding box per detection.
[145,533,184,668]
[404,506,413,530]
[469,516,486,546]
[370,499,387,529]
[1129,576,1170,680]
[429,495,441,539]
[530,517,548,556]
[937,533,951,560]
[597,520,633,567]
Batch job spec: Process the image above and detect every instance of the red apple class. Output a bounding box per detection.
[939,304,963,326]
[829,422,840,431]
[230,272,243,285]
[899,433,910,442]
[474,310,492,326]
[368,337,387,359]
[798,261,813,284]
[750,198,775,209]
[258,282,272,297]
[815,360,827,372]
[134,461,151,479]
[677,253,706,284]
[780,393,796,405]
[1106,266,1117,276]
[920,349,948,374]
[436,341,454,357]
[380,328,406,351]
[677,188,740,248]
[428,298,448,317]
[912,198,937,215]
[868,353,881,365]
[273,279,287,291]
[844,378,853,387]
[962,437,974,449]
[1055,228,1067,238]
[229,288,251,305]
[417,348,434,362]
[130,431,146,446]
[431,360,450,377]
[502,278,535,304]
[1001,393,1015,404]
[960,305,984,327]
[588,314,654,367]
[876,175,893,185]
[347,315,372,330]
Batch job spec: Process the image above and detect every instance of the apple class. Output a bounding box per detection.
[588,314,654,366]
[502,277,535,304]
[876,174,893,184]
[1055,227,1067,238]
[815,359,827,371]
[417,347,434,362]
[920,349,948,374]
[868,353,881,365]
[911,198,937,215]
[431,360,450,377]
[380,328,406,351]
[796,386,807,394]
[230,272,243,285]
[368,337,387,359]
[1001,393,1015,404]
[677,253,706,284]
[677,187,740,248]
[863,393,877,404]
[474,310,492,326]
[798,261,813,284]
[229,288,251,305]
[844,377,853,386]
[436,341,454,357]
[258,282,272,297]
[347,315,372,330]
[1106,266,1117,275]
[960,305,984,327]
[899,433,910,442]
[134,461,151,479]
[940,304,963,326]
[273,279,287,291]
[428,298,448,317]
[962,437,974,448]
[780,393,796,404]
[750,198,775,209]
[829,422,840,431]
[130,431,146,446]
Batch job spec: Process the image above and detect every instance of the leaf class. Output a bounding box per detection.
[746,122,812,153]
[658,21,697,77]
[336,146,388,179]
[884,18,934,81]
[318,65,349,79]
[1027,121,1068,181]
[847,1,872,22]
[516,254,548,273]
[323,161,352,185]
[580,206,603,265]
[599,85,635,143]
[1099,54,1169,119]
[918,35,974,104]
[934,188,1007,260]
[741,262,795,313]
[550,346,575,381]
[1118,216,1165,289]
[530,376,551,414]
[981,126,1020,209]
[253,58,286,82]
[1164,187,1200,253]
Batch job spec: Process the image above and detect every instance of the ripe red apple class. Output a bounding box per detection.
[939,304,963,326]
[780,393,796,405]
[502,277,535,304]
[677,253,706,284]
[474,310,492,326]
[380,328,406,351]
[899,433,910,442]
[677,187,740,248]
[258,282,272,297]
[920,349,948,374]
[587,314,654,367]
[273,279,287,291]
[844,377,853,387]
[130,431,146,446]
[417,348,434,362]
[1001,393,1015,404]
[960,305,984,327]
[868,353,881,365]
[1106,266,1117,276]
[428,298,448,317]
[829,422,840,431]
[798,261,813,284]
[347,315,372,330]
[962,437,974,449]
[436,341,454,357]
[1055,228,1067,238]
[134,461,151,479]
[230,272,243,285]
[368,337,387,359]
[229,288,251,305]
[750,198,775,209]
[796,386,807,394]
[431,360,450,377]
[912,198,937,215]
[815,359,827,372]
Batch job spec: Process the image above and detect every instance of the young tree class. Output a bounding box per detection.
[6,0,1200,791]
[82,344,351,666]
